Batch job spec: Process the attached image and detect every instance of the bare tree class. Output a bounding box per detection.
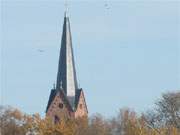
[156,92,180,129]
[143,91,180,133]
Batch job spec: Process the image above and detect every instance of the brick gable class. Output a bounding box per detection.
[46,90,74,122]
[75,90,88,118]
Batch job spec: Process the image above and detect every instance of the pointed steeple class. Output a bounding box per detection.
[56,13,78,108]
[46,12,88,119]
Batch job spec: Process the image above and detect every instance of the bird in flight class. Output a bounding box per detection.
[104,3,110,10]
[37,49,45,52]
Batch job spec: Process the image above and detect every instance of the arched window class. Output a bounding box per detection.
[54,115,60,124]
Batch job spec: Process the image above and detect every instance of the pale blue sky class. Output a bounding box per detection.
[1,0,180,117]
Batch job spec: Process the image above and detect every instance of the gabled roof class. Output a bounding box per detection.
[46,89,74,113]
[46,89,56,112]
[74,89,88,113]
[46,88,87,113]
[75,89,82,109]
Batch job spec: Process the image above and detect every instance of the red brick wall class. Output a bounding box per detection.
[75,91,88,118]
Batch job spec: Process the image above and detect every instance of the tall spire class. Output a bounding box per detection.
[56,13,78,107]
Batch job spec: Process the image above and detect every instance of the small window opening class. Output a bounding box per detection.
[59,103,63,109]
[54,115,60,124]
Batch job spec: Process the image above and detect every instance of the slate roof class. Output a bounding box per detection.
[56,13,78,98]
[75,89,82,109]
[46,89,56,113]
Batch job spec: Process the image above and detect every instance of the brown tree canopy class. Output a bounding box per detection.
[0,91,179,135]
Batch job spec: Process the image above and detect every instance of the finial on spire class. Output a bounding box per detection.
[64,0,68,17]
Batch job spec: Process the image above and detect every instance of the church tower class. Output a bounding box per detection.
[46,13,88,122]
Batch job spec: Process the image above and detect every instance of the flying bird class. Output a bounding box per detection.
[37,49,45,52]
[104,3,110,10]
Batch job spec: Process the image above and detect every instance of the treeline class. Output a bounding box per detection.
[0,91,180,135]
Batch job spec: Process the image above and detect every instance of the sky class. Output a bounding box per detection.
[1,0,180,117]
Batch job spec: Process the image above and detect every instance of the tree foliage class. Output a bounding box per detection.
[0,91,179,135]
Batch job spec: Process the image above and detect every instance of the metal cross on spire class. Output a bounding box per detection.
[65,0,69,16]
